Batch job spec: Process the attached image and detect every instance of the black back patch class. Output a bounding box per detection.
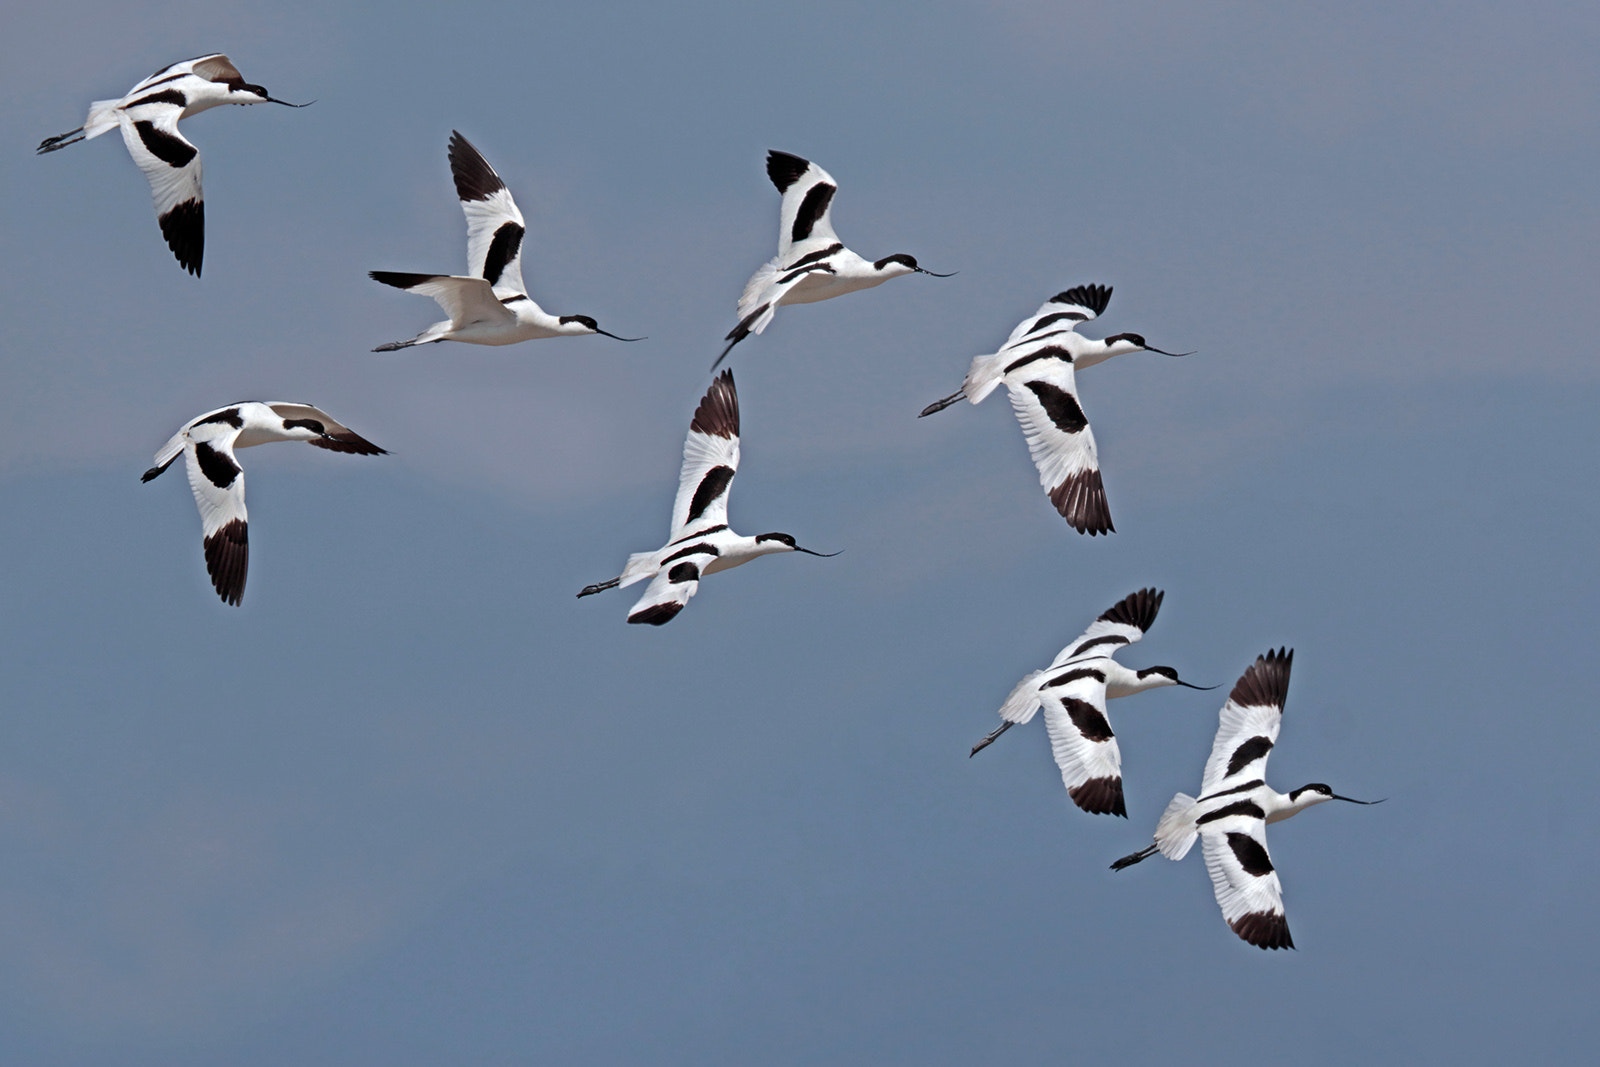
[126,88,187,110]
[133,120,197,168]
[1070,634,1128,658]
[1026,380,1089,434]
[766,150,810,192]
[1044,667,1106,689]
[1226,736,1275,778]
[1100,588,1163,633]
[1061,697,1114,743]
[1226,832,1275,877]
[1229,648,1294,710]
[662,543,718,565]
[195,408,243,429]
[782,243,843,272]
[158,198,204,276]
[193,441,240,488]
[791,182,836,243]
[667,562,700,584]
[1026,311,1088,336]
[1004,344,1072,375]
[690,372,740,439]
[1069,776,1126,817]
[1196,800,1267,826]
[686,466,735,523]
[481,221,524,286]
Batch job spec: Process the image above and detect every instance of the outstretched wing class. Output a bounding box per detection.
[766,150,841,259]
[368,271,516,330]
[1002,285,1112,349]
[116,105,203,275]
[1004,358,1110,534]
[180,426,248,605]
[625,545,717,625]
[1201,648,1291,796]
[1200,816,1292,949]
[1039,678,1125,816]
[448,131,528,296]
[669,370,741,537]
[265,404,387,455]
[1046,588,1163,669]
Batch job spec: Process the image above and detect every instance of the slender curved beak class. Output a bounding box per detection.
[595,330,646,342]
[1144,345,1195,357]
[1174,681,1220,691]
[794,546,842,558]
[917,268,957,277]
[1332,795,1385,805]
[265,97,315,107]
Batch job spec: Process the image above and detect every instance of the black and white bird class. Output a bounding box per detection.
[919,286,1189,534]
[36,54,308,276]
[141,402,386,605]
[713,150,951,369]
[1110,649,1382,949]
[577,370,837,624]
[370,131,639,351]
[969,588,1213,816]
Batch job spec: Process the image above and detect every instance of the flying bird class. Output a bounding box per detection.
[370,131,640,351]
[577,370,837,624]
[1110,648,1382,949]
[36,53,309,276]
[918,286,1190,534]
[713,150,951,370]
[969,588,1213,816]
[141,402,386,605]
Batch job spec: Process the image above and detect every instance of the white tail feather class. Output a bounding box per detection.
[736,257,780,322]
[1154,793,1199,860]
[998,670,1045,724]
[963,352,1010,405]
[618,551,658,588]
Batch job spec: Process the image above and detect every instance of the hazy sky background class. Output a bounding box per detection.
[2,1,1596,1062]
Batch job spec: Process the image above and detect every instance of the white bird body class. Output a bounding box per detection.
[1111,648,1381,950]
[919,285,1190,534]
[972,588,1210,816]
[714,150,948,369]
[37,54,305,276]
[578,371,836,625]
[371,132,637,351]
[141,402,386,605]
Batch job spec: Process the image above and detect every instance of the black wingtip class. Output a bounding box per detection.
[765,150,810,192]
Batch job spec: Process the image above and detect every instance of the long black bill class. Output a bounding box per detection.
[794,546,842,558]
[265,97,315,107]
[969,720,1013,757]
[1174,680,1220,691]
[1145,345,1196,357]
[596,329,646,342]
[916,268,957,277]
[1332,795,1385,805]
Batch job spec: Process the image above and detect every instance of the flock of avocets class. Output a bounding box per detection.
[41,53,1381,951]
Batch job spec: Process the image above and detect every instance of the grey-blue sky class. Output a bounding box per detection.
[2,1,1596,1062]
